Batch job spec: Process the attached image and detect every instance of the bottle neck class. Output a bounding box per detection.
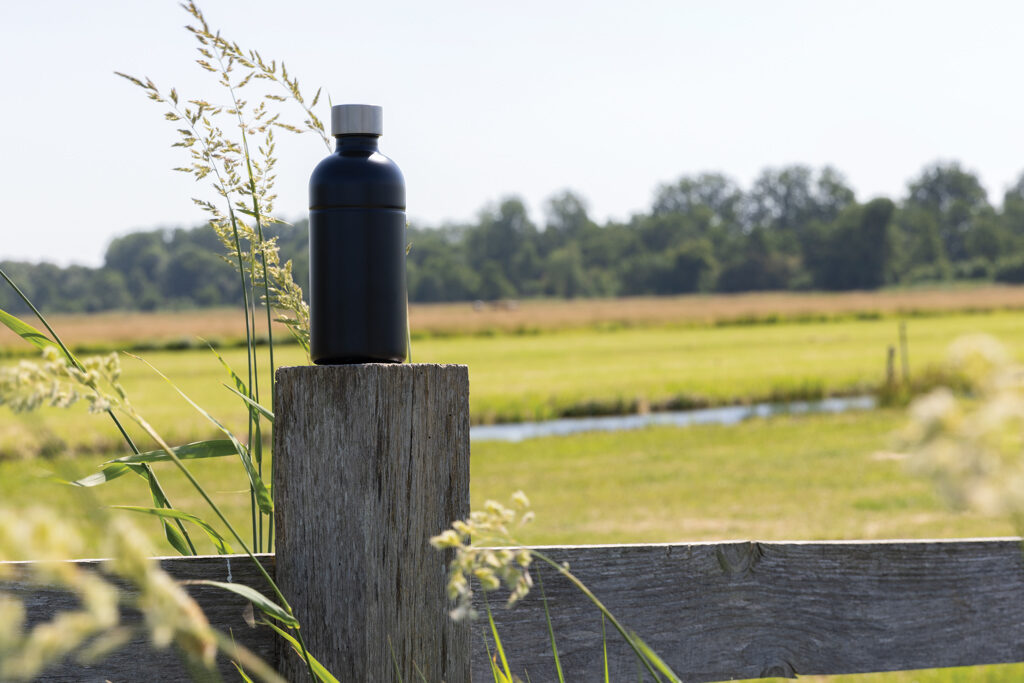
[335,134,380,154]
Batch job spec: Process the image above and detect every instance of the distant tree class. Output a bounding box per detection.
[904,161,991,262]
[542,190,593,254]
[104,230,171,310]
[653,173,743,226]
[964,208,1010,264]
[406,224,477,302]
[999,173,1024,254]
[163,244,233,305]
[995,254,1024,283]
[466,197,538,294]
[477,260,517,300]
[542,243,589,298]
[890,206,948,280]
[716,228,798,292]
[91,269,131,311]
[746,166,856,236]
[804,198,895,290]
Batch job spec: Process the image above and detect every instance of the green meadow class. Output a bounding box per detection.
[3,306,1024,681]
[0,409,1012,554]
[5,309,1024,459]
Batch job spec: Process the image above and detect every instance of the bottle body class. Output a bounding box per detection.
[309,134,407,364]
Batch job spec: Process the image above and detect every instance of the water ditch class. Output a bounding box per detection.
[469,395,877,443]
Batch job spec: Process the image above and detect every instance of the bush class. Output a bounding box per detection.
[994,255,1024,284]
[903,262,952,285]
[952,258,993,281]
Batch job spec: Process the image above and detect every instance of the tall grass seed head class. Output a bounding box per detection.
[904,335,1024,520]
[430,492,536,621]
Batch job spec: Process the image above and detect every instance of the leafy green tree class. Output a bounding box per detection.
[653,173,743,227]
[804,198,895,290]
[890,206,948,280]
[477,260,517,300]
[746,165,856,243]
[542,191,593,254]
[466,197,538,295]
[716,228,799,292]
[904,161,991,262]
[542,244,589,298]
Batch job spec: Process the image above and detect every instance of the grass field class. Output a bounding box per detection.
[4,293,1024,680]
[2,410,1021,681]
[0,410,1011,555]
[4,308,1024,458]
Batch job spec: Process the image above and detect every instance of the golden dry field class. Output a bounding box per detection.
[408,285,1024,335]
[0,308,295,353]
[5,285,1024,352]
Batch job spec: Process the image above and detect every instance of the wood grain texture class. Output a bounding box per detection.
[273,364,471,682]
[5,539,1024,680]
[471,540,1024,681]
[0,554,277,682]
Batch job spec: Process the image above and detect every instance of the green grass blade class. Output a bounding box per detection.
[602,614,610,683]
[186,580,297,628]
[105,439,237,465]
[483,636,506,683]
[70,463,134,487]
[113,506,233,554]
[485,597,513,682]
[0,308,59,352]
[128,354,273,515]
[224,385,275,422]
[538,573,564,683]
[206,340,249,395]
[628,630,681,683]
[209,342,274,426]
[261,620,340,683]
[161,520,192,556]
[533,550,669,682]
[67,462,196,556]
[231,661,255,683]
[388,636,405,683]
[139,464,198,556]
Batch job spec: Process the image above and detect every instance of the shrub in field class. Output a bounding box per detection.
[993,254,1024,284]
[952,257,994,282]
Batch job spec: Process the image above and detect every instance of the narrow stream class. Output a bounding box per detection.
[470,395,877,443]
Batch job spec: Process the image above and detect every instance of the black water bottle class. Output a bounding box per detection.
[309,104,408,364]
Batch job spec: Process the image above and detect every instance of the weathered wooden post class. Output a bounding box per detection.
[273,364,470,681]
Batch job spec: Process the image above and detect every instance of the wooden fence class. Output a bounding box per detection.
[3,364,1024,681]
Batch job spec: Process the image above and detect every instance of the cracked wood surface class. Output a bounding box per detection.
[471,539,1024,681]
[0,554,277,682]
[274,364,471,682]
[5,540,1024,680]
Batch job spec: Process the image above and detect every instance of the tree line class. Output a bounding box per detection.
[5,160,1024,314]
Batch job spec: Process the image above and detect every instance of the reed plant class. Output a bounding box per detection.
[0,0,328,676]
[431,492,682,682]
[0,2,683,679]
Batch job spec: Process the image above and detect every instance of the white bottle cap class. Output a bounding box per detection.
[331,104,383,136]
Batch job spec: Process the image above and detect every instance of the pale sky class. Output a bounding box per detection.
[3,0,1023,266]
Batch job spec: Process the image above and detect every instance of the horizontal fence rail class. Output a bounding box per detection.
[472,539,1024,681]
[0,554,277,682]
[4,539,1024,681]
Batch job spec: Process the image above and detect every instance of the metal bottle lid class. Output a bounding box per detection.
[331,104,383,136]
